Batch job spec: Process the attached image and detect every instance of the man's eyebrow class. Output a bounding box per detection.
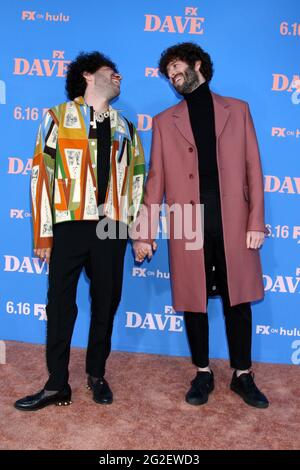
[167,59,179,69]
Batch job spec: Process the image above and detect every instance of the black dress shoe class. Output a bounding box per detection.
[14,384,72,411]
[185,370,214,406]
[86,376,113,404]
[230,371,269,409]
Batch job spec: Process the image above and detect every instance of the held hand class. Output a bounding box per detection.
[133,241,157,262]
[246,231,265,250]
[34,248,52,264]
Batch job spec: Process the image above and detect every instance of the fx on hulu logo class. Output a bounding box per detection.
[21,11,70,22]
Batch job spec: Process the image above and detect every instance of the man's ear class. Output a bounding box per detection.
[83,71,92,83]
[194,60,202,72]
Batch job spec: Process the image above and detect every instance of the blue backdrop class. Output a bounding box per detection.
[1,0,299,365]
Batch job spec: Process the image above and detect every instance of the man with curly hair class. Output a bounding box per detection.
[15,51,145,411]
[133,42,269,408]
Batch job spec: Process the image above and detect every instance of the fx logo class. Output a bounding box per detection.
[132,267,147,277]
[10,209,25,219]
[145,67,159,77]
[165,305,176,314]
[10,209,30,219]
[185,7,198,15]
[53,50,65,59]
[272,127,286,137]
[256,325,270,335]
[22,11,36,20]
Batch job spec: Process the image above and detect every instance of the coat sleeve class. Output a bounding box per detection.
[244,102,269,235]
[31,110,57,249]
[129,116,165,244]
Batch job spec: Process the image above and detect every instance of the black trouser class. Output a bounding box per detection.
[44,220,128,391]
[184,189,252,371]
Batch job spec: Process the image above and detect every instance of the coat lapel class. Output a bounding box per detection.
[172,100,195,146]
[211,92,230,139]
[172,91,230,144]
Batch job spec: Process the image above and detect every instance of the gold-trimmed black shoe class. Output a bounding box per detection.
[86,376,113,404]
[14,384,72,411]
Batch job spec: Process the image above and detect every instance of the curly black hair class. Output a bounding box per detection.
[158,42,213,82]
[65,51,118,100]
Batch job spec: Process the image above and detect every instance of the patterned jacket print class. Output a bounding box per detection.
[31,96,145,249]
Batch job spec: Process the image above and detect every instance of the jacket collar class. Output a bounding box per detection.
[74,96,132,141]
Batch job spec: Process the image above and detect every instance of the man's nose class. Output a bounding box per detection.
[113,73,122,81]
[169,69,176,80]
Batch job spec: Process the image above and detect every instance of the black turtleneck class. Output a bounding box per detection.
[183,81,219,194]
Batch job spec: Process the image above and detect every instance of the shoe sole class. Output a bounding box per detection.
[14,398,72,412]
[86,384,113,405]
[230,385,269,409]
[93,398,113,405]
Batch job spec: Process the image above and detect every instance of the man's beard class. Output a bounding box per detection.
[173,67,200,94]
[107,84,120,101]
[95,78,120,101]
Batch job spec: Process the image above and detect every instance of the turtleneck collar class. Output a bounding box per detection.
[183,80,211,104]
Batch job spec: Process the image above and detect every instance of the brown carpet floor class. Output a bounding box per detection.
[0,341,299,450]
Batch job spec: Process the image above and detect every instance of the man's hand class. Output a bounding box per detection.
[133,241,157,262]
[34,248,52,264]
[246,231,265,249]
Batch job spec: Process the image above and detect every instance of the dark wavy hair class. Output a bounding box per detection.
[65,51,118,100]
[159,42,213,82]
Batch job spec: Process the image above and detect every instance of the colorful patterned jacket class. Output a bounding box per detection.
[31,96,145,248]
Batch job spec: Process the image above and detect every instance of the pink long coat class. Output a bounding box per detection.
[134,93,268,313]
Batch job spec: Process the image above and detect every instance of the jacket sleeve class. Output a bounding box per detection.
[130,125,146,221]
[31,110,57,249]
[129,116,165,243]
[244,102,269,235]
